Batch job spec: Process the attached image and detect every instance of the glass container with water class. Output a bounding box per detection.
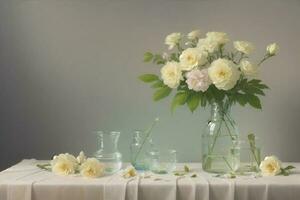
[94,131,122,174]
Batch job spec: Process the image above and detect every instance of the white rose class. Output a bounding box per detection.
[197,38,219,53]
[206,32,229,45]
[161,61,183,88]
[234,41,255,55]
[51,153,78,176]
[240,60,259,78]
[260,156,282,176]
[122,166,137,178]
[179,48,207,71]
[165,32,181,50]
[186,69,211,92]
[76,151,86,164]
[266,43,279,55]
[80,158,105,178]
[208,58,240,90]
[187,30,201,40]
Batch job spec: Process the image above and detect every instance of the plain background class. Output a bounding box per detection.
[0,0,300,170]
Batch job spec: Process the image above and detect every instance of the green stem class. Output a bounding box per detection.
[250,148,260,167]
[223,118,235,141]
[37,163,51,171]
[237,52,245,64]
[208,119,223,157]
[258,54,273,66]
[223,156,233,171]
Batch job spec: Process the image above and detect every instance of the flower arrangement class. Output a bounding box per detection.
[139,29,279,112]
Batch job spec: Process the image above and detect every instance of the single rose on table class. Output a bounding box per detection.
[260,155,295,176]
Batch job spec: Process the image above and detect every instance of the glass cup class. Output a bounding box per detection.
[235,139,261,173]
[130,130,154,171]
[149,149,177,174]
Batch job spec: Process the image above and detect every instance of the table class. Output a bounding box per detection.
[0,159,300,200]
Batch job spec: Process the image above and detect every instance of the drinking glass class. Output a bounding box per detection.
[149,149,177,174]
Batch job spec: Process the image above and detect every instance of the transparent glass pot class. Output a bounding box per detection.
[202,99,240,173]
[149,149,177,174]
[94,131,122,174]
[130,130,154,171]
[236,138,261,173]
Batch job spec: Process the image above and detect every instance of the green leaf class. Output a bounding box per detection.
[209,86,225,102]
[151,80,164,88]
[139,74,159,83]
[248,79,261,84]
[280,169,289,176]
[191,174,197,178]
[187,93,200,112]
[143,52,153,62]
[171,92,189,112]
[153,54,165,65]
[256,83,269,89]
[184,165,190,172]
[251,87,265,96]
[174,172,185,176]
[170,53,179,62]
[201,94,207,107]
[247,94,262,109]
[153,87,172,101]
[236,94,247,106]
[284,165,296,170]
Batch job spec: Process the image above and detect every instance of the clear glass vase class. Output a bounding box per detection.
[202,99,240,173]
[237,138,261,174]
[130,130,154,171]
[94,131,122,174]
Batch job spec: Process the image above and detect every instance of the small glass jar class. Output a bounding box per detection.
[235,139,261,173]
[94,131,122,174]
[149,149,177,174]
[130,130,154,171]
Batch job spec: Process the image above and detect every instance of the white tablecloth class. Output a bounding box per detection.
[0,159,300,200]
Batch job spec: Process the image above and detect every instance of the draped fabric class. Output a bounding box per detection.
[0,160,300,200]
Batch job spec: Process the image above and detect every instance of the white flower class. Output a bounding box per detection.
[161,61,183,88]
[206,31,229,45]
[179,48,207,71]
[266,43,279,55]
[162,52,168,60]
[240,60,259,78]
[165,32,181,50]
[187,30,201,40]
[122,166,137,178]
[80,158,105,178]
[197,38,219,53]
[234,41,255,55]
[76,151,86,164]
[260,156,282,176]
[51,153,78,176]
[208,58,240,90]
[186,69,211,92]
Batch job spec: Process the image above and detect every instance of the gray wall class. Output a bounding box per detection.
[0,0,300,170]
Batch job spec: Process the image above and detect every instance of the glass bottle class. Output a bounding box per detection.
[130,130,154,171]
[202,99,240,173]
[94,131,122,174]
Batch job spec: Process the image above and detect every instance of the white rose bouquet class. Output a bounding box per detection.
[139,29,279,112]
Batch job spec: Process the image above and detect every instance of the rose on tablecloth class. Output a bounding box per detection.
[37,151,105,178]
[260,156,295,176]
